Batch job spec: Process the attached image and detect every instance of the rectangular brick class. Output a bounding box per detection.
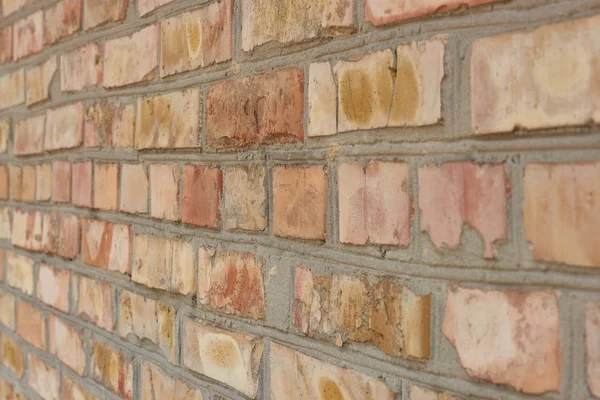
[198,248,266,320]
[93,163,119,211]
[85,102,135,148]
[11,210,43,251]
[74,275,115,331]
[90,341,133,400]
[84,0,128,30]
[36,163,52,201]
[13,12,43,60]
[37,264,69,312]
[72,161,92,207]
[0,208,11,239]
[9,166,22,201]
[138,0,174,16]
[28,354,60,400]
[1,334,24,378]
[0,69,24,110]
[41,213,79,258]
[3,0,31,16]
[150,163,180,220]
[52,160,71,203]
[14,115,45,155]
[62,376,98,400]
[82,219,130,274]
[141,361,203,400]
[223,165,267,231]
[44,0,82,45]
[49,315,85,374]
[104,25,158,88]
[160,0,232,77]
[270,343,395,399]
[411,386,462,400]
[182,165,222,228]
[307,61,336,137]
[120,163,148,214]
[26,57,57,106]
[132,234,194,295]
[0,119,8,153]
[0,289,15,329]
[136,88,200,149]
[10,165,35,202]
[0,26,12,63]
[61,43,103,92]
[0,377,27,400]
[119,291,176,362]
[206,68,303,149]
[6,252,33,295]
[17,301,45,350]
[183,319,262,397]
[45,103,84,151]
[0,166,7,200]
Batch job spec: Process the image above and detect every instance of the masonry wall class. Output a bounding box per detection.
[0,0,599,399]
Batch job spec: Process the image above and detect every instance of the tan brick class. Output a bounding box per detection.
[524,163,600,268]
[206,68,303,149]
[104,25,158,88]
[273,165,327,240]
[183,319,262,397]
[41,213,79,259]
[1,334,24,378]
[62,376,98,400]
[26,57,57,106]
[93,163,119,211]
[0,26,12,63]
[443,287,561,394]
[11,210,43,252]
[61,43,103,92]
[37,264,69,312]
[28,355,59,400]
[6,252,33,295]
[13,11,43,60]
[198,248,266,320]
[119,291,176,362]
[0,69,24,110]
[45,102,84,151]
[136,89,200,149]
[0,377,28,400]
[307,61,336,137]
[0,166,7,200]
[132,234,194,295]
[182,165,222,228]
[138,0,174,16]
[472,15,600,134]
[0,119,8,153]
[14,115,45,155]
[270,343,395,399]
[0,208,9,239]
[141,361,203,400]
[241,0,354,51]
[9,166,23,201]
[120,163,148,214]
[587,302,600,398]
[74,275,115,331]
[419,162,507,259]
[150,164,180,220]
[90,341,133,400]
[85,102,135,148]
[223,165,267,231]
[295,266,430,358]
[84,0,128,30]
[0,289,15,329]
[36,163,52,201]
[44,0,82,45]
[4,0,31,16]
[72,161,92,207]
[17,302,45,350]
[48,316,85,374]
[52,160,71,203]
[11,165,36,202]
[160,0,232,77]
[0,250,3,282]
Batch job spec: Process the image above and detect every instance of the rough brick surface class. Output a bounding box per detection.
[72,161,92,207]
[0,289,15,329]
[141,362,203,400]
[82,219,131,274]
[74,275,115,331]
[62,376,98,400]
[84,0,128,30]
[51,160,71,203]
[44,0,82,45]
[14,115,44,155]
[138,0,175,16]
[49,315,85,374]
[13,12,43,60]
[150,164,180,220]
[45,103,84,151]
[17,302,45,350]
[11,210,43,252]
[28,355,59,400]
[223,165,268,231]
[0,26,12,63]
[182,165,223,228]
[85,102,135,148]
[60,43,103,92]
[93,163,119,211]
[37,264,69,312]
[0,69,24,110]
[26,57,57,105]
[91,341,133,399]
[1,334,24,378]
[587,302,600,398]
[6,252,34,295]
[36,164,52,201]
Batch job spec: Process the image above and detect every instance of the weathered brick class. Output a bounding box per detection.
[13,12,43,60]
[160,0,232,77]
[0,289,15,329]
[93,163,119,211]
[36,163,52,201]
[339,161,411,246]
[5,0,31,16]
[0,208,9,239]
[85,102,135,148]
[17,301,45,350]
[72,161,92,207]
[223,165,267,231]
[10,165,35,202]
[182,165,222,228]
[91,341,133,400]
[44,0,81,45]
[74,275,115,331]
[1,334,24,378]
[411,386,461,400]
[0,119,8,153]
[587,302,600,398]
[183,319,263,397]
[0,69,24,110]
[14,115,44,155]
[42,213,79,258]
[61,43,103,92]
[150,163,180,220]
[82,219,130,274]
[443,287,561,394]
[49,315,85,374]
[206,68,303,149]
[11,210,42,251]
[37,264,69,312]
[136,89,200,149]
[120,163,148,214]
[26,57,57,106]
[0,377,28,400]
[52,160,71,203]
[270,343,395,399]
[45,102,84,151]
[524,163,600,268]
[472,15,600,134]
[28,355,59,400]
[62,376,98,400]
[6,252,33,294]
[84,0,128,30]
[419,162,507,259]
[138,0,174,16]
[273,165,327,240]
[132,234,194,295]
[241,0,354,51]
[307,61,336,137]
[295,266,430,358]
[8,166,22,201]
[0,26,12,63]
[141,361,203,400]
[119,291,176,362]
[0,250,3,281]
[104,25,158,88]
[0,166,7,200]
[198,248,266,320]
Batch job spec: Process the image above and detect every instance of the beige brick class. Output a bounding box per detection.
[307,62,337,137]
[28,355,59,400]
[62,376,98,400]
[84,0,128,30]
[223,165,268,231]
[0,69,24,110]
[52,160,71,203]
[6,252,33,295]
[72,161,92,207]
[82,219,130,274]
[36,163,52,201]
[120,163,148,214]
[1,334,24,378]
[13,11,43,60]
[0,208,10,239]
[90,341,133,400]
[44,0,82,45]
[37,264,69,312]
[17,301,45,350]
[61,43,103,92]
[150,164,180,220]
[45,103,84,151]
[0,119,8,153]
[49,315,85,374]
[93,163,119,211]
[0,289,15,330]
[14,115,45,155]
[26,57,57,106]
[141,361,203,400]
[11,209,43,251]
[85,102,135,148]
[74,275,115,331]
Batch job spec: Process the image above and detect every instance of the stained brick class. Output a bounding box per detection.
[223,165,267,231]
[1,334,24,378]
[150,163,180,221]
[44,0,82,45]
[37,264,69,312]
[182,165,222,228]
[0,69,24,110]
[120,163,148,214]
[62,376,98,400]
[49,315,85,374]
[13,12,43,60]
[84,0,129,30]
[0,208,11,240]
[141,362,203,400]
[0,119,8,153]
[41,213,79,258]
[52,160,71,203]
[6,252,33,295]
[74,275,115,331]
[587,302,600,398]
[90,341,133,400]
[72,161,92,207]
[138,0,175,16]
[11,210,43,252]
[36,163,52,201]
[17,301,46,350]
[0,26,12,63]
[28,355,60,400]
[93,163,119,211]
[10,165,36,202]
[45,102,84,151]
[61,43,103,92]
[26,57,57,106]
[307,61,336,137]
[85,102,135,148]
[0,289,15,329]
[14,115,45,155]
[82,219,130,274]
[0,166,7,200]
[411,386,462,400]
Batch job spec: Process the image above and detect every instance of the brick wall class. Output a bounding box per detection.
[0,0,599,399]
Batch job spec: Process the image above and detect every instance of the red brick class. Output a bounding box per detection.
[206,68,304,149]
[223,165,268,231]
[45,102,84,151]
[0,289,15,329]
[443,287,561,394]
[1,334,24,378]
[26,57,57,106]
[48,315,85,374]
[119,291,176,362]
[42,213,79,258]
[183,319,262,397]
[52,160,71,203]
[241,0,354,51]
[138,0,175,16]
[0,26,12,63]
[84,0,128,30]
[587,302,600,398]
[90,341,133,400]
[524,162,600,268]
[182,165,222,228]
[28,355,59,400]
[270,343,395,400]
[6,251,34,295]
[150,164,180,221]
[160,0,232,77]
[44,0,82,45]
[13,12,43,60]
[82,219,130,274]
[14,115,45,156]
[0,166,7,200]
[17,301,46,350]
[85,102,135,148]
[120,163,148,214]
[62,376,98,400]
[273,165,327,240]
[198,248,266,320]
[60,43,103,92]
[472,15,600,134]
[103,25,158,88]
[0,119,8,153]
[418,162,507,259]
[0,69,24,110]
[72,161,92,207]
[74,275,115,331]
[141,362,203,400]
[37,264,69,312]
[339,161,411,246]
[93,163,119,211]
[11,210,43,252]
[295,266,430,358]
[36,163,52,201]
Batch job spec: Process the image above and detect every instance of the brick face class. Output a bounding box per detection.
[182,165,223,228]
[91,341,133,399]
[17,302,46,350]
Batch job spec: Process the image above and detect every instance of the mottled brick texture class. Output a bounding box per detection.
[0,1,597,399]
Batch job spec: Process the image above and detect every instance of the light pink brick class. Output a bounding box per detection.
[28,355,59,400]
[49,315,85,375]
[26,56,57,106]
[11,209,42,251]
[37,264,69,312]
[6,252,34,295]
[14,115,45,156]
[41,213,80,259]
[52,160,71,203]
[17,301,45,350]
[138,0,175,16]
[0,26,12,63]
[36,163,52,201]
[120,163,148,214]
[93,163,119,211]
[45,102,84,151]
[13,11,43,60]
[72,161,92,207]
[84,0,129,30]
[44,0,82,45]
[61,43,103,92]
[0,69,24,110]
[150,164,180,221]
[82,219,130,275]
[74,275,115,331]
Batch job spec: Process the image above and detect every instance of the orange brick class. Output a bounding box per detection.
[93,163,119,211]
[0,26,11,63]
[120,163,148,214]
[37,264,69,312]
[49,315,85,374]
[150,164,180,221]
[82,219,130,274]
[72,161,92,207]
[0,208,11,240]
[52,161,71,203]
[182,165,222,228]
[74,275,115,331]
[17,302,46,350]
[0,166,7,199]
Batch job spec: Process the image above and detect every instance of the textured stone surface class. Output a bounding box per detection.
[0,69,24,110]
[26,57,57,105]
[587,302,600,398]
[36,164,52,201]
[84,0,128,30]
[74,275,115,331]
[91,341,133,400]
[17,301,45,350]
[44,0,82,45]
[120,163,148,214]
[223,165,268,231]
[14,115,44,155]
[51,160,71,203]
[85,102,135,148]
[61,43,103,92]
[45,102,84,151]
[72,161,92,207]
[37,264,69,312]
[93,163,119,210]
[49,315,86,374]
[13,11,43,60]
[82,219,131,274]
[6,252,34,295]
[150,163,180,220]
[28,355,59,400]
[141,362,203,400]
[182,165,223,228]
